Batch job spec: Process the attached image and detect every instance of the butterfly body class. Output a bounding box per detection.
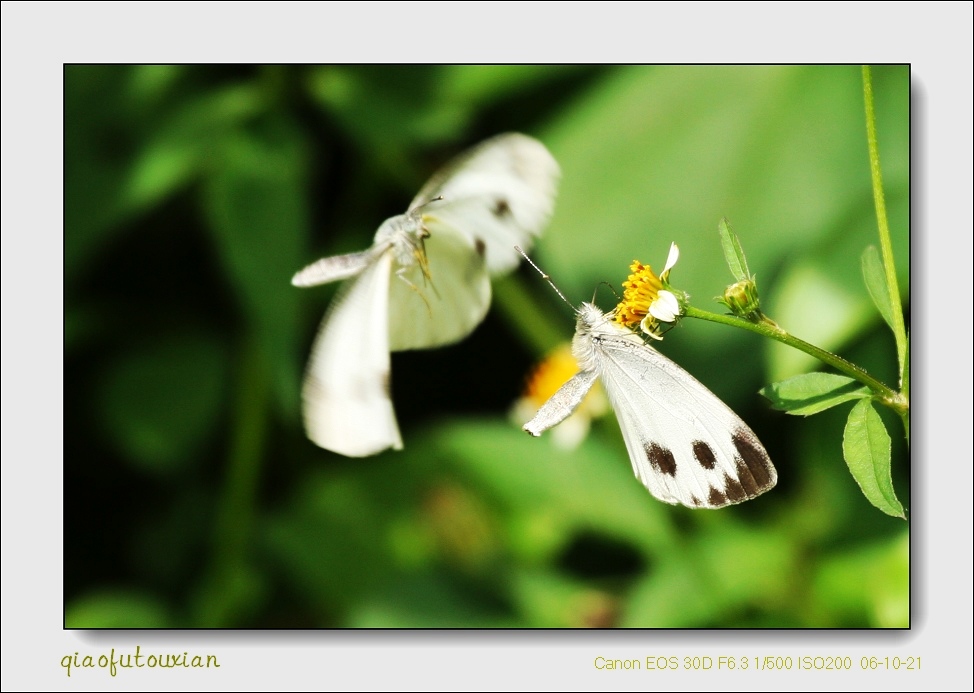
[373,211,425,267]
[526,302,776,508]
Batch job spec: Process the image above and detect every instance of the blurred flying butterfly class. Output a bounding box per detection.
[293,133,560,457]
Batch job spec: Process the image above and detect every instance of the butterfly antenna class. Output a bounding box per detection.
[414,195,445,212]
[593,280,621,303]
[514,246,574,310]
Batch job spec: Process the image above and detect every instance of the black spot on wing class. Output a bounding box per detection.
[645,442,677,477]
[702,431,776,507]
[722,473,748,504]
[474,237,486,258]
[707,486,727,507]
[492,198,511,218]
[732,429,776,494]
[692,441,717,470]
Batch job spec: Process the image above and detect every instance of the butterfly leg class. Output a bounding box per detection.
[394,266,435,318]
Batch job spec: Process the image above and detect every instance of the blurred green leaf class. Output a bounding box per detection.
[65,67,264,282]
[623,523,795,627]
[812,531,909,627]
[203,116,308,418]
[65,590,171,628]
[861,245,895,333]
[261,471,403,617]
[624,556,719,627]
[439,65,591,106]
[767,260,877,381]
[511,569,619,628]
[65,66,138,278]
[97,332,229,473]
[427,419,677,556]
[843,399,904,518]
[191,562,268,629]
[543,66,878,299]
[348,574,516,628]
[118,83,264,215]
[761,372,870,415]
[307,66,468,155]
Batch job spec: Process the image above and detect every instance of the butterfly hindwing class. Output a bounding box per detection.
[386,218,492,352]
[594,319,776,508]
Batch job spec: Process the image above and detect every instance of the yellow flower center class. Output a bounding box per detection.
[614,260,666,329]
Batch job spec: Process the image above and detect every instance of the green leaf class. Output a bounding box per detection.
[760,372,870,415]
[718,217,750,281]
[861,245,895,332]
[842,399,904,518]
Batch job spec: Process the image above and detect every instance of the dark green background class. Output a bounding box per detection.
[64,65,909,628]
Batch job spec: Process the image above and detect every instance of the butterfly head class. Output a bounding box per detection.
[375,211,433,282]
[571,302,638,371]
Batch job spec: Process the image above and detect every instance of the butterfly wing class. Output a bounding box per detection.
[291,249,379,287]
[410,132,560,275]
[383,133,559,351]
[386,220,492,351]
[523,369,599,435]
[594,323,776,508]
[301,250,403,457]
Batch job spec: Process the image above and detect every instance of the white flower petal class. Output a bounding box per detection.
[640,315,665,340]
[663,243,680,274]
[649,290,680,322]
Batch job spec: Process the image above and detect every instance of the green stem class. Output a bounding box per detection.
[900,336,910,445]
[862,65,908,380]
[196,336,267,626]
[683,304,907,414]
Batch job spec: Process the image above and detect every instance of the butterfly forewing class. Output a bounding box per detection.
[291,248,381,287]
[411,133,560,275]
[523,369,600,436]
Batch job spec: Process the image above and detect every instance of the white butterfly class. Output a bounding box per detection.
[293,133,560,457]
[522,277,776,508]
